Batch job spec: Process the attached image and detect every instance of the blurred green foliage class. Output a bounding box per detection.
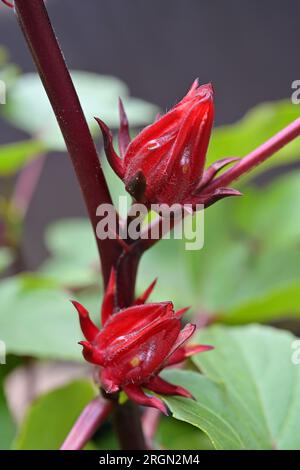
[14,380,97,450]
[0,140,44,176]
[40,218,100,288]
[0,59,300,449]
[1,71,159,150]
[0,248,13,273]
[0,363,16,450]
[161,325,300,449]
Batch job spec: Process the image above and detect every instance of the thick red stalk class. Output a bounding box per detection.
[204,117,300,192]
[13,0,122,286]
[60,397,113,450]
[116,247,142,307]
[113,400,148,450]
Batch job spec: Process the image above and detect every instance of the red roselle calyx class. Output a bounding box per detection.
[96,79,241,209]
[72,271,212,415]
[96,80,300,210]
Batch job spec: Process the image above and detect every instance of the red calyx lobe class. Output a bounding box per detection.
[123,82,214,205]
[72,274,212,414]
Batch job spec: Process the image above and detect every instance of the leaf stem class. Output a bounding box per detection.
[204,117,300,192]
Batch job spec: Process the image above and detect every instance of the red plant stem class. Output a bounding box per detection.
[204,117,300,192]
[60,397,113,450]
[116,247,142,307]
[13,0,122,286]
[113,400,148,450]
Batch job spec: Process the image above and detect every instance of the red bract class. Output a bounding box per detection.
[96,79,241,208]
[72,272,212,415]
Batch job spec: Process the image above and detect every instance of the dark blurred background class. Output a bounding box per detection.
[0,0,299,268]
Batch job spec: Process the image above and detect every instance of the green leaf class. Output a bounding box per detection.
[14,379,97,450]
[0,140,44,176]
[0,274,98,361]
[139,238,195,308]
[0,362,17,450]
[157,418,213,450]
[40,218,99,288]
[220,172,300,322]
[0,394,15,450]
[161,373,244,450]
[222,250,300,324]
[234,172,300,249]
[207,100,300,181]
[44,218,97,263]
[188,211,250,312]
[224,283,300,324]
[175,171,300,323]
[161,325,300,450]
[2,72,158,150]
[0,48,20,87]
